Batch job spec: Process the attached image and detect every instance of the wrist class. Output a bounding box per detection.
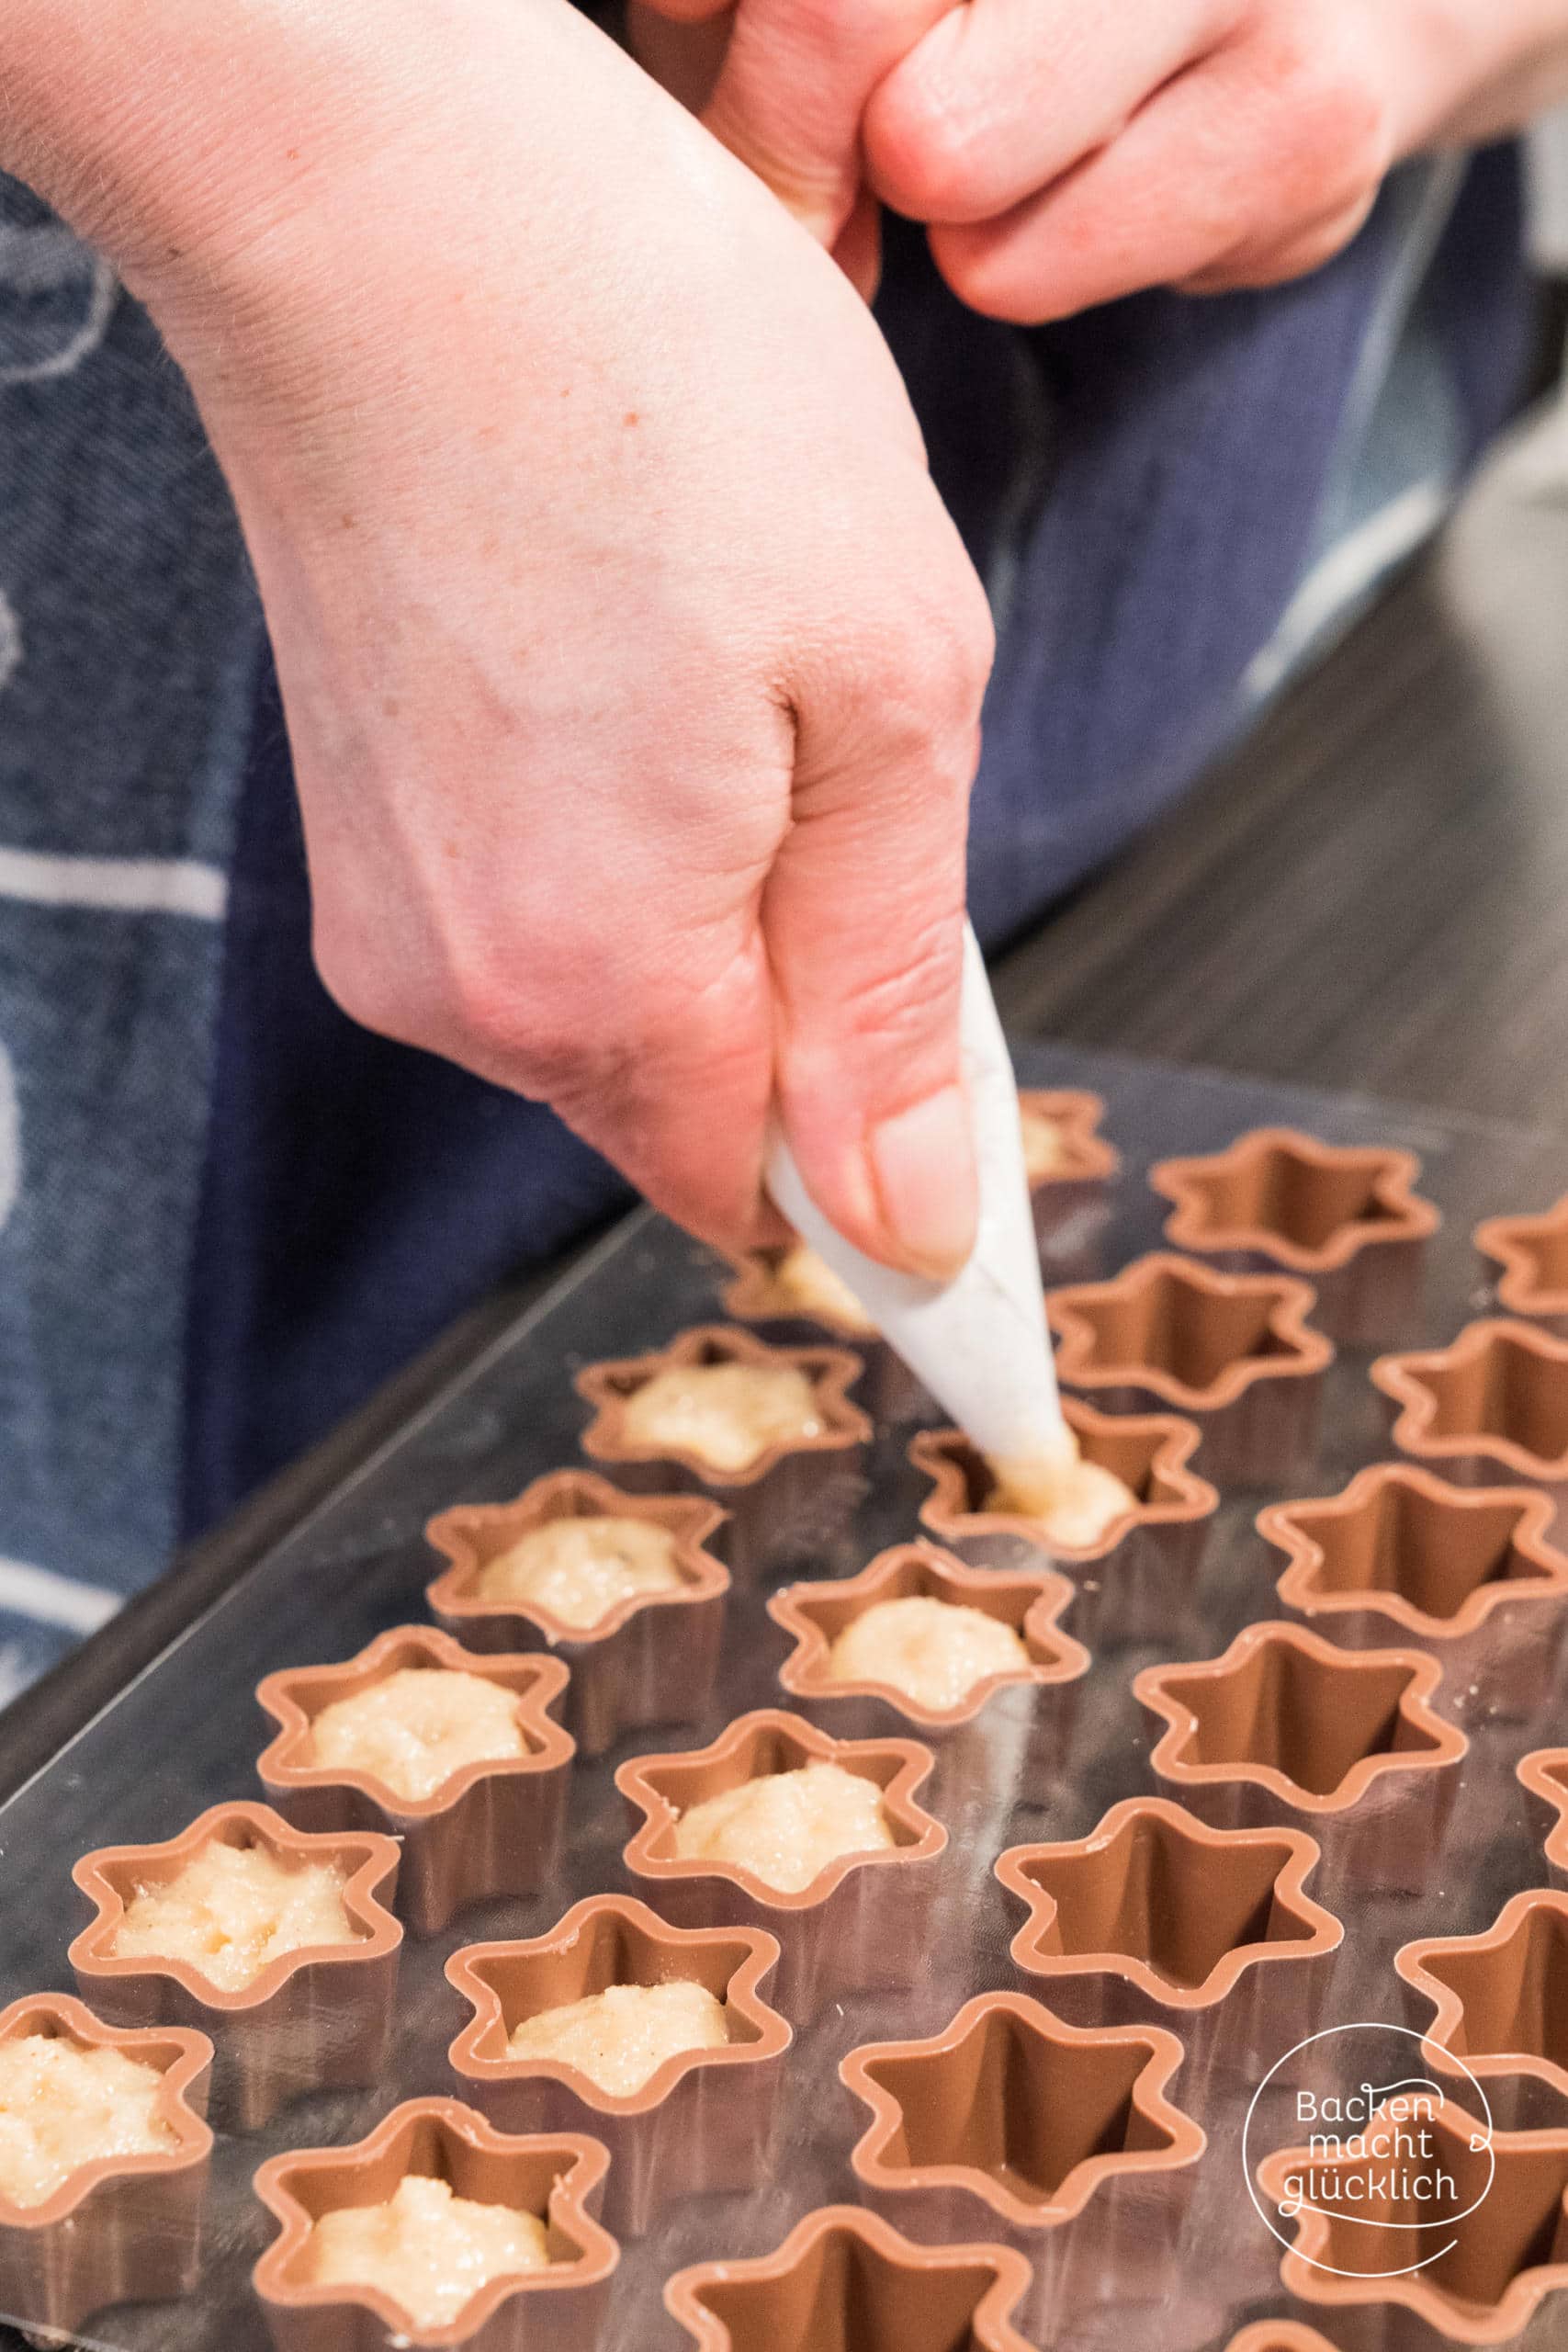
[0,1,348,278]
[0,0,593,381]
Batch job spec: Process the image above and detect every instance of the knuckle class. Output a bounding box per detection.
[899,578,997,731]
[323,902,620,1101]
[869,74,987,220]
[1252,199,1374,285]
[842,911,964,1057]
[1264,31,1390,217]
[312,925,419,1050]
[441,937,614,1092]
[952,579,998,699]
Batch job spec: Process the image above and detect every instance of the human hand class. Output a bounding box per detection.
[32,0,991,1272]
[630,0,1568,321]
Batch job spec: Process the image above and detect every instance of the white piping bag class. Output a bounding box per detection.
[765,923,1075,1469]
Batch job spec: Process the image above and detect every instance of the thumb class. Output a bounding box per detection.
[630,2,887,295]
[697,0,951,250]
[763,623,989,1279]
[626,6,734,118]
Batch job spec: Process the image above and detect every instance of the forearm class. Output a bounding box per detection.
[0,0,367,296]
[0,0,676,402]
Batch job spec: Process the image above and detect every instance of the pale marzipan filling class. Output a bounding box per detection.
[826,1596,1029,1712]
[620,1362,822,1474]
[986,1450,1138,1547]
[111,1840,358,1992]
[1020,1104,1068,1182]
[507,1979,728,2097]
[307,1666,526,1801]
[0,2034,176,2208]
[306,2174,549,2328]
[672,1759,894,1894]
[478,1516,683,1630]
[770,1244,874,1334]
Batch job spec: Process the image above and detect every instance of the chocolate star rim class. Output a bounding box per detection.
[1518,1746,1568,1875]
[425,1469,729,1645]
[1371,1317,1568,1480]
[663,2203,1037,2352]
[996,1795,1342,2006]
[68,1800,403,2014]
[910,1396,1217,1560]
[1018,1088,1121,1189]
[1150,1126,1438,1274]
[575,1323,872,1487]
[252,2098,617,2346]
[256,1623,575,1819]
[1047,1252,1333,1414]
[615,1708,944,1910]
[446,1893,791,2118]
[1256,2093,1568,2340]
[768,1540,1089,1729]
[1258,1463,1568,1641]
[1476,1194,1568,1319]
[1133,1622,1465,1815]
[1398,1887,1568,2101]
[0,1992,213,2227]
[840,1991,1205,2229]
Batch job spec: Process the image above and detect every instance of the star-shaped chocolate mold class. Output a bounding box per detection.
[616,1711,944,2020]
[1399,1889,1568,2122]
[425,1472,730,1757]
[716,1249,933,1424]
[0,1994,214,2341]
[910,1401,1216,1651]
[1150,1127,1438,1343]
[1049,1254,1331,1407]
[1371,1318,1568,1494]
[768,1542,1088,1731]
[253,2098,617,2349]
[446,1894,791,2239]
[1048,1254,1332,1486]
[1134,1623,1465,1888]
[256,1625,574,1936]
[910,1398,1217,1561]
[1260,1464,1568,1643]
[68,1801,403,2131]
[576,1325,872,1577]
[1018,1089,1120,1192]
[427,1469,727,1637]
[447,1894,790,2116]
[617,1711,943,1907]
[664,2205,1037,2352]
[576,1325,870,1486]
[996,1797,1341,2007]
[841,1993,1204,2232]
[1517,1747,1568,1880]
[1135,1621,1461,1804]
[1256,2094,1568,2340]
[1477,1195,1568,1333]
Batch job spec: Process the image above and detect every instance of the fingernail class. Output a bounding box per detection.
[868,1085,977,1280]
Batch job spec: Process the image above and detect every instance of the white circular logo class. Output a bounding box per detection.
[1244,2021,1495,2280]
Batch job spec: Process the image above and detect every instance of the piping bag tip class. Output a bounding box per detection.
[765,924,1073,1471]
